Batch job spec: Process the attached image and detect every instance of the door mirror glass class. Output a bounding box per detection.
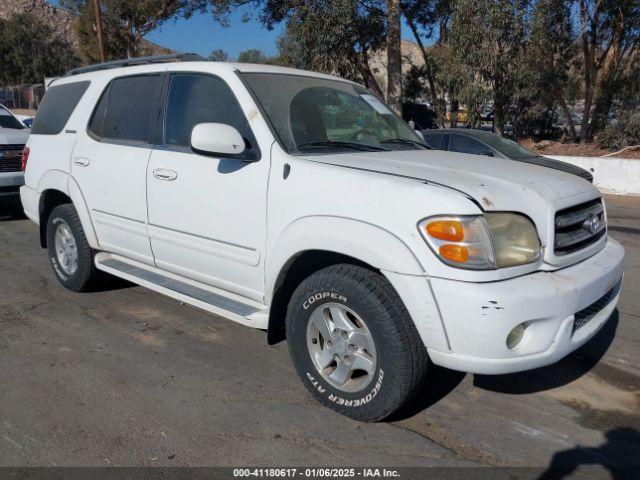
[190,123,246,156]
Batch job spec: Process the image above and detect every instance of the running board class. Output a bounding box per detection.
[94,253,269,329]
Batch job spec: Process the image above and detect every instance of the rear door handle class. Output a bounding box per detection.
[153,168,178,181]
[73,157,90,167]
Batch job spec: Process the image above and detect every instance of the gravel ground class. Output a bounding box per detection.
[0,194,638,472]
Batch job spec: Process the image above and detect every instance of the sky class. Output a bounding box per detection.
[51,1,418,61]
[147,7,420,60]
[145,8,286,59]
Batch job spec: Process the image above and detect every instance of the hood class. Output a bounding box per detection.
[0,127,29,146]
[302,150,601,257]
[302,149,598,210]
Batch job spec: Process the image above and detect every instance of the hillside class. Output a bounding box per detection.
[0,0,172,61]
[0,0,77,48]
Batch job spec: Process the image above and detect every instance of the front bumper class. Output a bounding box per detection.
[0,172,24,197]
[427,238,624,374]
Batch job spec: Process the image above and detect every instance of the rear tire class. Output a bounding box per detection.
[286,264,429,421]
[46,204,103,292]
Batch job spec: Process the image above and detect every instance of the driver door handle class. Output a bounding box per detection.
[73,156,90,167]
[153,168,178,181]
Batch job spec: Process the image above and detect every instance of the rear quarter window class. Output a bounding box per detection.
[30,81,90,135]
[88,74,162,143]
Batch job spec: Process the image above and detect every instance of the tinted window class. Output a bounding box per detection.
[31,81,90,135]
[89,75,162,143]
[449,134,490,156]
[0,105,25,130]
[424,132,445,149]
[477,133,537,159]
[164,73,258,159]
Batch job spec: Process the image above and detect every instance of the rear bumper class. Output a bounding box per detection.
[425,238,624,374]
[19,185,39,223]
[0,172,24,196]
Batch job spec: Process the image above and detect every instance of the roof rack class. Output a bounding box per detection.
[65,53,205,76]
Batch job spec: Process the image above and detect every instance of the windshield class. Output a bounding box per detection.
[480,133,537,160]
[241,73,426,154]
[0,106,26,130]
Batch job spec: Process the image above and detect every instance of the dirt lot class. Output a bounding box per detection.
[0,194,638,472]
[521,139,640,159]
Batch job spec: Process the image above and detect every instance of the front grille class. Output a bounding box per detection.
[573,279,622,334]
[555,199,606,256]
[0,144,24,172]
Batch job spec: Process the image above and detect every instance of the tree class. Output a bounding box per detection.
[208,48,229,61]
[386,0,402,113]
[62,0,202,60]
[237,48,268,63]
[576,0,640,142]
[206,0,391,99]
[450,0,532,134]
[528,0,579,141]
[63,0,129,63]
[402,0,455,126]
[267,0,387,98]
[0,13,78,85]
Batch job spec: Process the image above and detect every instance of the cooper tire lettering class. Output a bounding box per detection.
[303,291,348,309]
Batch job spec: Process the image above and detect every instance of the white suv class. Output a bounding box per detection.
[21,55,624,421]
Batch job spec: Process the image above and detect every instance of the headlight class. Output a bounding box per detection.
[418,213,541,270]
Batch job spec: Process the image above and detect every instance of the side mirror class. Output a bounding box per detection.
[191,123,246,157]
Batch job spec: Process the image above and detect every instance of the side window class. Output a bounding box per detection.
[449,134,488,156]
[31,81,90,135]
[89,74,162,143]
[164,73,258,159]
[424,132,444,149]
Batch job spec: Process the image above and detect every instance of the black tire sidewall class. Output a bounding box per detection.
[46,205,94,292]
[287,267,415,421]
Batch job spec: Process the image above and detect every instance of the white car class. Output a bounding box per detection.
[0,104,29,198]
[21,56,624,421]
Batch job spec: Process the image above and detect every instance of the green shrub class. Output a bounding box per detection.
[598,113,640,150]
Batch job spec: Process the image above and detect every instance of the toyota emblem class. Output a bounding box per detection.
[583,214,602,234]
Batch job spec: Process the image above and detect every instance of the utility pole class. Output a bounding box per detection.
[93,0,106,63]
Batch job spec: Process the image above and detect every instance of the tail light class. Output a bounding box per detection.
[21,146,30,171]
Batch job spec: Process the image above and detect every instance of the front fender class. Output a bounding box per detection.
[266,215,450,352]
[266,215,425,301]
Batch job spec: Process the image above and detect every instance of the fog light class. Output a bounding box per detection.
[506,323,527,349]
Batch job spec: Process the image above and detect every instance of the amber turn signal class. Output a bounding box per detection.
[439,244,469,263]
[426,220,464,242]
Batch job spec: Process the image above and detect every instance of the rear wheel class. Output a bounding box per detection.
[286,264,429,421]
[46,204,103,292]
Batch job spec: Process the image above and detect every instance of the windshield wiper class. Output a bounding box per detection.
[380,138,431,149]
[296,140,388,152]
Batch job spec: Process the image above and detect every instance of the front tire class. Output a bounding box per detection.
[46,204,102,292]
[286,264,429,421]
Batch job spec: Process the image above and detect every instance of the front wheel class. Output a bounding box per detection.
[286,264,429,421]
